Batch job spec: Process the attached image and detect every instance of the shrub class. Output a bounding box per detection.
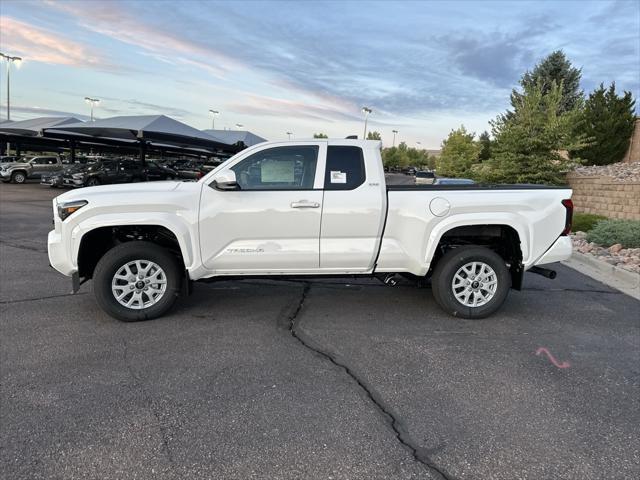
[572,213,607,232]
[586,219,640,248]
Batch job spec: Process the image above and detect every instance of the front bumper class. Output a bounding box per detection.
[533,236,573,266]
[41,176,63,186]
[48,229,76,276]
[0,170,11,179]
[62,177,85,187]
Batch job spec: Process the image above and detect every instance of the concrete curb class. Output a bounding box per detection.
[562,251,640,300]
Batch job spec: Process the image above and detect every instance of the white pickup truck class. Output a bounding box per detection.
[48,139,573,321]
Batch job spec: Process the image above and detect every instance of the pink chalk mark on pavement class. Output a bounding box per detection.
[536,347,570,369]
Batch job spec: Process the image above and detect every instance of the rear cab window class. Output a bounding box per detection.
[324,146,365,190]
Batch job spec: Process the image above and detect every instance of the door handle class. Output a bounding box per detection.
[291,200,320,209]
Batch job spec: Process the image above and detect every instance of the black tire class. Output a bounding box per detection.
[11,171,26,184]
[93,241,181,322]
[431,246,510,319]
[86,177,100,187]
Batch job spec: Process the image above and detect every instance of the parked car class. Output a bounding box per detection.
[402,166,417,175]
[173,160,205,180]
[0,155,62,184]
[415,170,436,185]
[433,178,476,185]
[49,139,573,322]
[62,159,146,187]
[144,161,178,181]
[42,161,98,188]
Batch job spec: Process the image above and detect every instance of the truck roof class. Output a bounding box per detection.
[258,139,382,148]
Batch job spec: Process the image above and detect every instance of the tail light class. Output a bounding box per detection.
[561,199,573,236]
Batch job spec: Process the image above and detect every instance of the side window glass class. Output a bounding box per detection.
[324,146,365,190]
[231,146,318,190]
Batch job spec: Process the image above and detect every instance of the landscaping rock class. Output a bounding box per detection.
[572,161,640,182]
[571,233,640,275]
[610,243,623,254]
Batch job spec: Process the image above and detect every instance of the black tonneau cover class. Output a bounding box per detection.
[387,184,569,191]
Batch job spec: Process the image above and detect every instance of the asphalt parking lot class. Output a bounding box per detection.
[1,181,639,480]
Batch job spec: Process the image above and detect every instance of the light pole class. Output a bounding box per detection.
[361,107,372,139]
[392,129,398,147]
[208,109,219,129]
[84,97,100,121]
[416,141,422,149]
[286,131,292,140]
[0,53,22,121]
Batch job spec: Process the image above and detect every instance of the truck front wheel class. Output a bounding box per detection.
[431,246,510,319]
[11,171,27,184]
[93,241,181,322]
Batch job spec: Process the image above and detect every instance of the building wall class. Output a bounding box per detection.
[623,118,640,163]
[567,173,640,220]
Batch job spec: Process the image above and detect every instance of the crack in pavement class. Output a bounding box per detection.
[0,240,47,253]
[0,292,88,304]
[286,283,454,480]
[121,336,178,478]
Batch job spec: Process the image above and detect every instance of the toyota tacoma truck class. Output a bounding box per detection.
[48,139,573,321]
[1,155,62,184]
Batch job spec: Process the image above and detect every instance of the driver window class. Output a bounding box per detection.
[231,146,318,190]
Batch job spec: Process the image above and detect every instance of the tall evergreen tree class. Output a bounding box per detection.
[437,126,480,177]
[511,50,583,114]
[477,81,587,185]
[574,83,636,165]
[478,131,492,161]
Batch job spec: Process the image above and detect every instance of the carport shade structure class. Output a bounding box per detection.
[0,117,84,156]
[42,115,237,165]
[202,129,267,148]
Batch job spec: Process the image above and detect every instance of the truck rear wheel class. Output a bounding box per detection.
[431,246,510,319]
[93,241,181,322]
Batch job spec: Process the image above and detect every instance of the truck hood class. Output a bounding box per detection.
[0,161,30,169]
[55,180,188,204]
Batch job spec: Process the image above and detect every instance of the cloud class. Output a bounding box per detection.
[227,93,363,123]
[9,105,90,121]
[0,16,116,71]
[44,0,240,78]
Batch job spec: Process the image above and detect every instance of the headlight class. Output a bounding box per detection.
[57,200,87,220]
[72,173,85,179]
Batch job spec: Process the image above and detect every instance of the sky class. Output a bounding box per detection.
[0,0,638,148]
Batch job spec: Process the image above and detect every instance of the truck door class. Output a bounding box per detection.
[199,143,326,272]
[30,157,48,178]
[319,145,386,271]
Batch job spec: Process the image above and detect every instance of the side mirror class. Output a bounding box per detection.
[211,170,240,191]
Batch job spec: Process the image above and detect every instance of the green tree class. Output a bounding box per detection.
[437,126,480,177]
[511,50,583,114]
[573,82,636,165]
[313,133,328,138]
[477,81,587,185]
[478,131,492,162]
[367,131,382,140]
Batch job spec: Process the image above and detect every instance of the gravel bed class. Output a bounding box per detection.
[572,232,640,274]
[572,161,640,182]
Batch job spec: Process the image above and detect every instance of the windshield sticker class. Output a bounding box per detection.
[330,171,347,183]
[261,159,295,183]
